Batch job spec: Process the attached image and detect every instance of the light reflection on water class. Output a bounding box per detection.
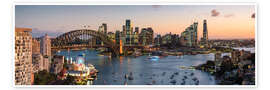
[56,50,216,85]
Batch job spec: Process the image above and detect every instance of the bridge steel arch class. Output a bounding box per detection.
[51,29,119,56]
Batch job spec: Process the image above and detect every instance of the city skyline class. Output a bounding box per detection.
[14,5,256,85]
[15,5,255,39]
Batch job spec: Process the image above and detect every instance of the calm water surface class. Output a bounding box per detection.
[56,50,217,85]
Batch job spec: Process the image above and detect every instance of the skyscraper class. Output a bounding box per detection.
[124,19,134,45]
[180,22,198,47]
[154,34,162,46]
[193,22,198,46]
[98,23,107,34]
[122,25,126,36]
[15,28,32,85]
[115,30,121,45]
[102,23,107,34]
[97,23,107,45]
[40,34,51,57]
[139,27,154,45]
[135,27,139,34]
[125,19,132,35]
[133,27,139,45]
[202,19,208,45]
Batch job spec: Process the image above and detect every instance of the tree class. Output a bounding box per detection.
[63,74,76,85]
[34,70,57,85]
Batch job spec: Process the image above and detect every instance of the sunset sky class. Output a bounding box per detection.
[15,5,255,39]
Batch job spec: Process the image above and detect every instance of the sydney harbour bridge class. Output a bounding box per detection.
[51,29,144,57]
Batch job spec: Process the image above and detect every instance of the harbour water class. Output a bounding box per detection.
[56,50,217,85]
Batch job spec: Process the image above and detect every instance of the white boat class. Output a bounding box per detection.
[148,56,160,59]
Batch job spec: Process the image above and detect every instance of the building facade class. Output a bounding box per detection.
[200,19,209,47]
[40,34,51,57]
[139,27,154,46]
[133,27,139,45]
[96,23,108,45]
[115,30,121,45]
[124,19,133,45]
[154,34,162,46]
[43,56,50,72]
[180,22,198,47]
[15,28,32,85]
[32,53,43,73]
[51,55,65,74]
[107,32,115,41]
[119,19,141,46]
[32,38,40,54]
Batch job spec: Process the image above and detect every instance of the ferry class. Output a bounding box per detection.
[148,56,160,60]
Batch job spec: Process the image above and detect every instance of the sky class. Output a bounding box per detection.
[15,5,255,39]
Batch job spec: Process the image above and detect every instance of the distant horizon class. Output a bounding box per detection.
[15,5,255,39]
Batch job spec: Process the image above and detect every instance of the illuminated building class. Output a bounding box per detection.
[120,19,140,46]
[180,22,198,47]
[200,19,209,47]
[107,32,115,41]
[115,30,121,45]
[125,19,133,45]
[154,34,162,46]
[139,27,154,46]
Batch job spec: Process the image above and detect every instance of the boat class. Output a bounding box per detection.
[192,77,198,81]
[124,74,129,79]
[188,66,196,70]
[180,66,186,69]
[170,80,177,84]
[128,72,134,80]
[148,56,160,59]
[195,80,199,85]
[148,56,160,61]
[170,75,174,79]
[181,80,186,85]
[190,72,194,76]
